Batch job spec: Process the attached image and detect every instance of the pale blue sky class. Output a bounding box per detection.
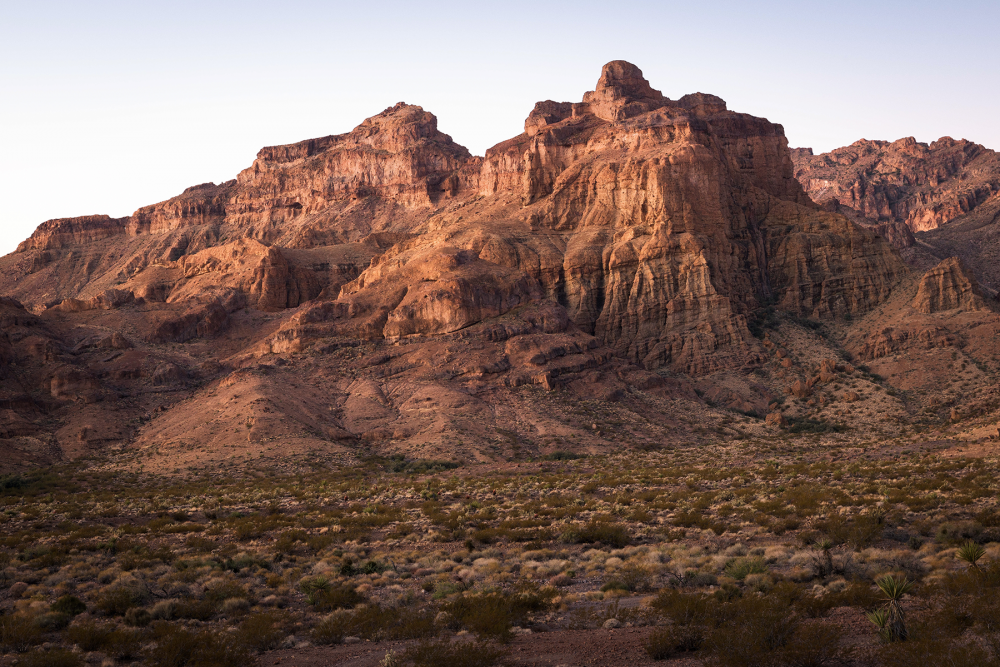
[2,0,997,255]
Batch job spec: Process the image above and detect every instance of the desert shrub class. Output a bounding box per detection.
[0,614,43,652]
[239,611,287,652]
[400,639,507,667]
[104,627,145,660]
[706,595,800,666]
[204,578,249,604]
[541,451,584,461]
[185,536,217,552]
[304,580,364,611]
[220,553,270,572]
[125,606,152,627]
[647,589,720,659]
[560,520,630,548]
[652,589,719,623]
[146,624,251,667]
[275,529,308,554]
[35,611,72,631]
[874,634,993,667]
[173,598,215,621]
[19,648,83,667]
[442,588,553,640]
[601,579,628,593]
[51,595,87,616]
[818,510,885,550]
[65,620,114,651]
[602,562,653,593]
[776,623,849,667]
[645,624,705,660]
[64,620,143,659]
[936,521,983,545]
[723,557,767,581]
[96,584,146,616]
[230,515,282,541]
[787,418,847,434]
[383,455,460,474]
[312,605,437,644]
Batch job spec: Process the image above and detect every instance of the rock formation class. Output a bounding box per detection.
[6,60,988,474]
[912,257,990,314]
[791,138,1000,241]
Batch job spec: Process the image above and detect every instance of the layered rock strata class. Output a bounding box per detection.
[0,61,923,470]
[791,138,1000,240]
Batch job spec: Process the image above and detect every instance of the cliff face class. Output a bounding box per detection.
[3,61,907,376]
[0,61,927,471]
[791,138,1000,239]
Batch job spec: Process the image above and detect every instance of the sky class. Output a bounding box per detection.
[1,0,998,256]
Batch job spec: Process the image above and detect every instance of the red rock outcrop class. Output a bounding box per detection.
[791,138,1000,235]
[912,257,991,314]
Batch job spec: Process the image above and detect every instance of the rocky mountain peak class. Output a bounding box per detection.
[581,60,667,121]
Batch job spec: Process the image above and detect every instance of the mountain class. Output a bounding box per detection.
[1,61,997,474]
[790,137,1000,250]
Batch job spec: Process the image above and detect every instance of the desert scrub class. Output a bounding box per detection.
[312,605,437,644]
[722,556,767,581]
[0,613,43,652]
[238,611,287,651]
[441,587,554,640]
[145,623,251,667]
[559,520,630,548]
[400,639,507,667]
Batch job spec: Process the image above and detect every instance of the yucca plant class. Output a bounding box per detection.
[813,538,835,577]
[869,575,912,642]
[956,540,986,572]
[865,608,892,643]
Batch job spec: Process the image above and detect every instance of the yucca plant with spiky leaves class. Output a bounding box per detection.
[869,575,912,642]
[865,608,892,643]
[813,538,835,577]
[956,541,986,572]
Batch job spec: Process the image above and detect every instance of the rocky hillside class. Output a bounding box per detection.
[791,138,1000,248]
[2,61,998,474]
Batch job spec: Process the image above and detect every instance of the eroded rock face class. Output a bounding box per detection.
[0,61,934,471]
[912,257,990,314]
[791,138,1000,234]
[2,62,908,377]
[17,215,129,252]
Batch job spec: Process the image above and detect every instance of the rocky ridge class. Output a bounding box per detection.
[1,61,997,473]
[791,138,1000,244]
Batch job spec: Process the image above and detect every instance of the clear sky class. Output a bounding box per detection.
[1,0,997,256]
